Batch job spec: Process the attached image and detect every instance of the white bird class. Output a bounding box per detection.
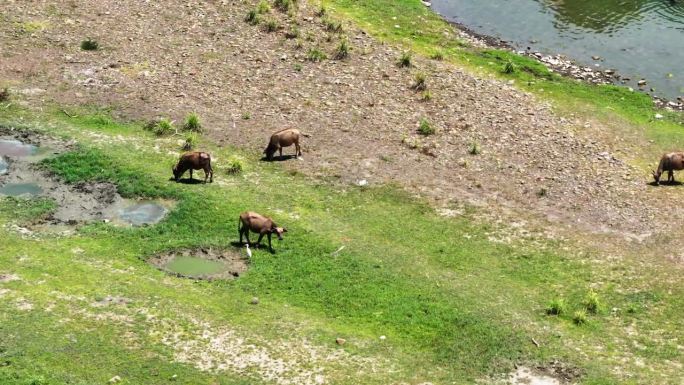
[245,244,252,258]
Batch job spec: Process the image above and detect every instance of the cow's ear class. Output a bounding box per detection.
[282,228,288,233]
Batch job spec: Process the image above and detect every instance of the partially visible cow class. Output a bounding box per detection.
[172,151,213,183]
[652,152,684,185]
[238,211,287,252]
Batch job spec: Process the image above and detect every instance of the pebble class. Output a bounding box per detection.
[654,113,663,120]
[335,338,346,345]
[250,297,259,305]
[108,376,122,384]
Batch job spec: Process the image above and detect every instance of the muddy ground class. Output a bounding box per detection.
[1,0,683,260]
[0,128,124,224]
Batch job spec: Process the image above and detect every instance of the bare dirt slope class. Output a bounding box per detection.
[1,0,683,259]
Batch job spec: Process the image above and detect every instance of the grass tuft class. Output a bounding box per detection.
[256,0,271,14]
[334,39,350,60]
[80,38,99,51]
[546,298,566,316]
[146,118,175,136]
[421,90,432,102]
[263,18,280,33]
[418,118,435,136]
[583,290,601,314]
[412,72,427,91]
[398,51,412,68]
[503,60,517,74]
[307,47,327,62]
[0,88,9,102]
[245,9,260,25]
[324,18,343,33]
[226,156,244,174]
[431,51,444,61]
[573,310,588,325]
[182,132,198,151]
[316,5,326,17]
[183,112,202,132]
[285,26,300,39]
[468,141,481,155]
[274,0,293,12]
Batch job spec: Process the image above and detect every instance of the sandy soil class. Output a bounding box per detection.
[1,0,683,260]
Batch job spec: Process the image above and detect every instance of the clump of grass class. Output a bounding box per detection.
[431,51,444,61]
[263,18,280,33]
[468,141,481,155]
[307,47,327,62]
[183,113,202,132]
[324,18,343,33]
[294,39,304,49]
[274,0,293,12]
[546,298,566,316]
[152,118,176,136]
[293,63,303,72]
[334,39,350,60]
[418,118,435,136]
[241,112,251,120]
[536,187,548,197]
[412,72,427,91]
[398,52,412,68]
[573,310,588,325]
[503,60,517,74]
[226,156,244,174]
[80,38,99,51]
[0,88,9,102]
[256,0,271,14]
[316,5,326,17]
[421,90,432,102]
[583,290,601,314]
[182,132,198,151]
[285,26,300,39]
[245,9,260,25]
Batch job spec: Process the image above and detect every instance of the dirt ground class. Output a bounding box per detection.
[1,0,683,261]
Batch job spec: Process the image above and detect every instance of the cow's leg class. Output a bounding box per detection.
[267,233,273,253]
[208,165,213,183]
[669,170,674,183]
[279,147,283,159]
[189,169,193,180]
[239,225,244,244]
[256,232,265,248]
[295,141,301,158]
[203,166,208,183]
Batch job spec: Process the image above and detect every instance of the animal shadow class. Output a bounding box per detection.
[168,177,205,185]
[260,154,297,162]
[647,180,683,187]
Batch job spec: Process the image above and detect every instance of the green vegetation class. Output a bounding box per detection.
[584,290,601,314]
[502,59,517,74]
[421,90,432,102]
[285,26,300,39]
[468,141,481,155]
[307,47,327,62]
[245,9,260,25]
[412,72,427,91]
[0,88,9,102]
[225,155,244,174]
[324,18,343,33]
[182,132,197,151]
[145,118,175,136]
[431,51,444,61]
[546,298,567,316]
[0,107,682,384]
[80,38,99,51]
[573,309,588,325]
[274,0,293,12]
[334,39,350,60]
[397,51,412,68]
[418,118,434,136]
[256,0,271,14]
[182,112,202,132]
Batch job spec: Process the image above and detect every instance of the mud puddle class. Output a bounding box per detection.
[111,200,171,226]
[0,129,171,227]
[147,248,248,280]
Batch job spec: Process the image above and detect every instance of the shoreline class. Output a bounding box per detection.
[426,4,684,112]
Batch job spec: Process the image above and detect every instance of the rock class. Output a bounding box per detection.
[637,79,647,86]
[250,297,259,305]
[335,338,346,345]
[421,1,432,6]
[591,55,601,60]
[357,179,368,186]
[108,376,122,384]
[379,335,386,341]
[654,113,663,120]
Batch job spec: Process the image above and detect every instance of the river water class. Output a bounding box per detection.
[431,0,684,100]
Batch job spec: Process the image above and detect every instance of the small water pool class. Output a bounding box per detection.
[0,183,43,197]
[164,256,229,277]
[0,156,7,175]
[0,139,38,157]
[116,201,169,226]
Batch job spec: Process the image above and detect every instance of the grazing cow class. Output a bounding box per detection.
[264,128,305,161]
[652,152,684,185]
[172,151,213,183]
[238,211,287,252]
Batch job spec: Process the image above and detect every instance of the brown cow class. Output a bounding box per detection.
[652,152,684,185]
[238,211,287,252]
[264,128,305,161]
[172,151,213,183]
